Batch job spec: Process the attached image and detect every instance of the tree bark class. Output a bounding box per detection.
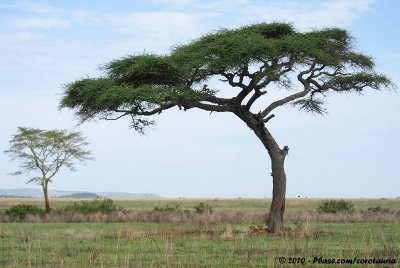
[42,181,50,214]
[234,109,288,233]
[267,153,287,233]
[258,135,288,234]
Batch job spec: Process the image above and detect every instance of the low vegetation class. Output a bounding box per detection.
[62,197,119,215]
[194,202,213,214]
[5,204,45,219]
[317,199,355,214]
[361,205,394,215]
[0,198,399,266]
[153,203,184,213]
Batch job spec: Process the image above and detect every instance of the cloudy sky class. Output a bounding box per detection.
[1,0,399,198]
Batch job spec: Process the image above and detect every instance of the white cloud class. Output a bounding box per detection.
[0,2,59,13]
[0,31,46,73]
[70,10,101,25]
[241,0,375,30]
[9,16,70,29]
[153,0,197,6]
[16,2,60,14]
[106,11,220,52]
[150,0,373,30]
[153,0,250,8]
[0,31,44,44]
[107,11,219,33]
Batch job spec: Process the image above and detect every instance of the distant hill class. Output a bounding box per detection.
[0,188,162,198]
[0,188,43,197]
[59,193,100,198]
[96,192,162,198]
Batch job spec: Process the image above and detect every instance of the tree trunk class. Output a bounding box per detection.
[267,153,287,233]
[42,182,50,214]
[235,109,288,233]
[251,128,288,233]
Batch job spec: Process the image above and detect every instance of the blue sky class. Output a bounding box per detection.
[1,0,399,198]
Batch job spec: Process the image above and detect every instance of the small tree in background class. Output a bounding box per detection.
[60,23,393,233]
[4,127,93,213]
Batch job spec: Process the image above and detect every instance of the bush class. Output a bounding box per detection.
[63,198,118,215]
[194,202,213,214]
[317,199,354,214]
[361,206,393,214]
[153,203,181,213]
[5,204,45,219]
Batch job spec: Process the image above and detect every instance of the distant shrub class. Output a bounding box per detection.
[63,198,118,215]
[5,204,45,219]
[317,199,354,214]
[361,206,393,214]
[194,202,213,214]
[153,203,181,213]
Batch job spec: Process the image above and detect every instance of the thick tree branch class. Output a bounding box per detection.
[203,95,236,106]
[260,86,311,118]
[258,61,327,118]
[236,87,253,103]
[259,65,317,118]
[308,64,326,78]
[107,97,235,120]
[185,102,235,113]
[245,89,266,110]
[219,72,246,89]
[263,114,275,123]
[113,103,177,117]
[236,57,295,104]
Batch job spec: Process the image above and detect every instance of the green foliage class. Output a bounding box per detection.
[4,127,93,184]
[361,206,393,214]
[194,202,213,214]
[103,54,183,86]
[5,204,45,219]
[61,22,393,129]
[291,98,327,114]
[153,203,182,213]
[325,72,392,91]
[60,74,209,133]
[171,23,301,84]
[152,202,214,215]
[63,198,118,215]
[62,79,207,117]
[172,25,372,78]
[317,199,355,214]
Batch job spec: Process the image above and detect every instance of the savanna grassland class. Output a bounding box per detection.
[0,198,399,267]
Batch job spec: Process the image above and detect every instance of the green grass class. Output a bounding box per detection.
[0,198,399,267]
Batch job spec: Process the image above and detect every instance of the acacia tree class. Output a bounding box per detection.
[60,23,392,233]
[5,127,93,213]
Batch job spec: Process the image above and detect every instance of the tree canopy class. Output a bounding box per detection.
[61,23,392,131]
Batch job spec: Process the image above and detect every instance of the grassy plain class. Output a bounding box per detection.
[0,198,399,267]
